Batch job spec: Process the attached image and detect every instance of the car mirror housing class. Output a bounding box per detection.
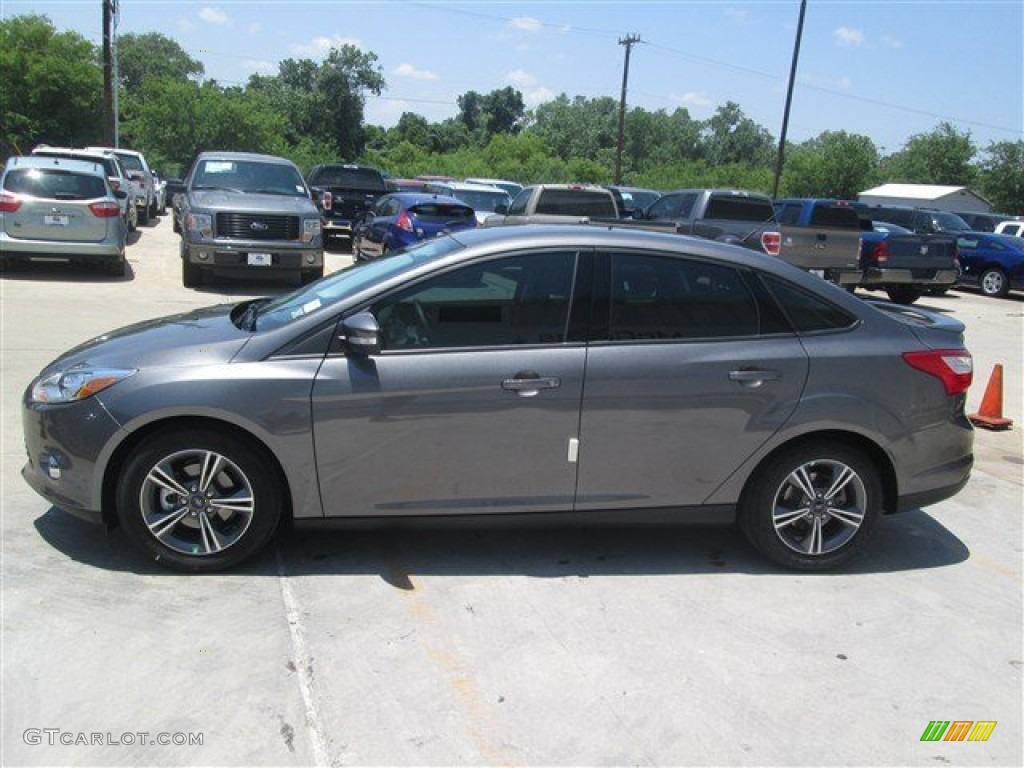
[341,311,382,357]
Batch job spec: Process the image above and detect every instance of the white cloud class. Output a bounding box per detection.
[509,16,543,33]
[242,59,277,76]
[834,27,864,46]
[506,69,538,88]
[881,35,903,49]
[505,70,552,107]
[726,8,748,22]
[247,22,261,35]
[672,92,712,109]
[199,7,230,25]
[290,34,362,58]
[522,86,554,108]
[394,63,438,81]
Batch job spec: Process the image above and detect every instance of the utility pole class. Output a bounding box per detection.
[614,34,642,186]
[102,0,115,145]
[111,0,120,147]
[772,0,807,199]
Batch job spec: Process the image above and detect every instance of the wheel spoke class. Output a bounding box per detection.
[198,511,223,554]
[146,465,190,497]
[774,506,811,529]
[788,466,817,500]
[147,507,190,539]
[208,494,254,517]
[198,452,224,495]
[828,506,865,528]
[805,517,825,555]
[823,466,856,503]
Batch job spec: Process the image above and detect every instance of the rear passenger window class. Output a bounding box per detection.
[763,276,856,333]
[809,205,860,229]
[607,253,759,340]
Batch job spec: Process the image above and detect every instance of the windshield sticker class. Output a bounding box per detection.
[296,185,306,193]
[204,162,235,173]
[303,299,322,314]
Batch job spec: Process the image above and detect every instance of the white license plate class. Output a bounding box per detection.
[44,215,69,227]
[247,252,273,266]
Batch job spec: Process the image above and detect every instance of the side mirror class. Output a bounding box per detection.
[494,202,508,215]
[113,189,128,200]
[341,311,382,357]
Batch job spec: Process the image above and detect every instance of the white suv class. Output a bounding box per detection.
[994,220,1023,238]
[86,147,157,224]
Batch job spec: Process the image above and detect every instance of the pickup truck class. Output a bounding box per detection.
[178,151,323,287]
[856,220,958,303]
[306,163,389,248]
[485,184,620,225]
[772,198,862,285]
[594,188,781,256]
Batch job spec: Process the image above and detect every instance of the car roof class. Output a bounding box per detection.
[32,146,120,163]
[193,151,296,165]
[85,146,146,158]
[430,181,507,193]
[5,155,108,177]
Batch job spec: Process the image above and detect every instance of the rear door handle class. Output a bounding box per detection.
[729,369,781,388]
[501,373,561,397]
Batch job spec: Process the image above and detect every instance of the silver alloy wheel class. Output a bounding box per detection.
[139,448,255,556]
[771,458,867,556]
[981,269,1006,296]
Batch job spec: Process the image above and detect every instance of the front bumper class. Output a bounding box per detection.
[860,267,958,287]
[185,240,323,272]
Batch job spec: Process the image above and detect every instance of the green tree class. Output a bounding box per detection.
[701,101,775,167]
[884,122,977,186]
[531,94,618,163]
[0,14,103,154]
[977,140,1024,213]
[117,32,203,93]
[782,130,881,198]
[456,87,525,144]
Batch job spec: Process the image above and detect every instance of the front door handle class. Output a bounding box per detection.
[501,372,561,397]
[729,369,781,388]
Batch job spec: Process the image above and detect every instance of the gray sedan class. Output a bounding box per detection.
[21,226,974,571]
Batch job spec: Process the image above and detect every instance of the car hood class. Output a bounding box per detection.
[41,303,253,374]
[188,191,317,215]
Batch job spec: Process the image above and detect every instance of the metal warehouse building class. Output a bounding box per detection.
[858,183,994,213]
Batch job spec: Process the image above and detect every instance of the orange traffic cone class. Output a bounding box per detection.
[969,364,1013,430]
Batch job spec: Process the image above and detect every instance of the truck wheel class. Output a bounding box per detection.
[980,268,1010,298]
[181,244,203,287]
[149,199,158,219]
[885,286,922,305]
[172,214,180,234]
[138,204,150,225]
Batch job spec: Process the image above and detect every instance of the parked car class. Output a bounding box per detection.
[306,163,389,248]
[422,181,510,224]
[151,170,167,214]
[772,198,863,285]
[993,220,1024,238]
[464,177,524,198]
[857,205,972,235]
[177,151,323,287]
[855,220,959,304]
[955,232,1024,297]
[21,226,974,573]
[31,145,138,232]
[352,192,476,260]
[955,211,1012,232]
[487,183,620,225]
[86,146,157,224]
[1,155,127,275]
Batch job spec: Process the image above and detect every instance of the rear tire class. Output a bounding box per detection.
[885,286,922,305]
[149,199,158,219]
[979,267,1010,298]
[172,213,181,234]
[116,428,283,572]
[138,204,149,226]
[104,255,126,277]
[739,442,882,571]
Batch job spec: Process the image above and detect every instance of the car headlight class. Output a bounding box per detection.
[188,213,213,238]
[302,218,321,243]
[31,367,136,404]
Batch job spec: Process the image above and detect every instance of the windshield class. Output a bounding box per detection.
[192,159,308,197]
[115,153,144,172]
[933,212,970,232]
[254,235,467,330]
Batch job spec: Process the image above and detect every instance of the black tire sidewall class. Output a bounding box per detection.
[739,442,882,571]
[116,429,282,571]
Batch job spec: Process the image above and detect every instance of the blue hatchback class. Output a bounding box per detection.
[353,192,476,260]
[956,232,1024,298]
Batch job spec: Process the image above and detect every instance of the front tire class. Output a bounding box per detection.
[980,267,1009,298]
[116,428,283,572]
[739,442,882,571]
[138,204,150,225]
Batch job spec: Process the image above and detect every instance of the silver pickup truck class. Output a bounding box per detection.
[484,184,620,225]
[773,199,863,285]
[178,151,323,287]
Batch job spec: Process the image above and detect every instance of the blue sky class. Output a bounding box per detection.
[6,0,1023,155]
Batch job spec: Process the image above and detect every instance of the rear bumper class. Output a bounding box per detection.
[860,267,958,287]
[1,233,124,259]
[322,219,354,237]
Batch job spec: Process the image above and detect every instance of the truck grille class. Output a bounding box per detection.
[216,213,300,240]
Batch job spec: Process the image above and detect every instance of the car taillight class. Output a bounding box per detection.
[761,230,781,256]
[0,192,22,212]
[89,201,122,218]
[322,191,332,211]
[902,349,973,396]
[871,240,890,265]
[396,211,413,232]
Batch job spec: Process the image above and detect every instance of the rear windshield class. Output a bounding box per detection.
[536,189,617,217]
[4,169,107,200]
[114,153,145,172]
[309,166,386,191]
[450,189,508,212]
[410,203,475,222]
[809,204,861,229]
[704,196,775,222]
[191,159,308,197]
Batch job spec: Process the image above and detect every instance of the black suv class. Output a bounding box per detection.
[859,205,972,235]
